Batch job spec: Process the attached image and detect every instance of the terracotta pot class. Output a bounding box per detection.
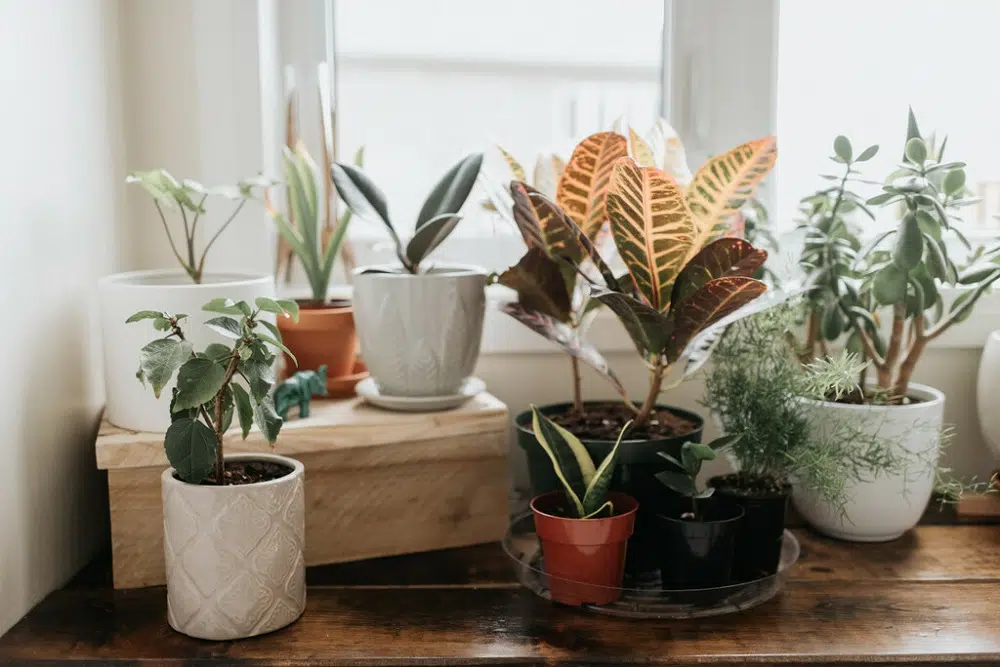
[531,491,638,606]
[277,301,357,390]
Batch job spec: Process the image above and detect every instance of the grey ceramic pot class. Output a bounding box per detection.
[352,264,487,396]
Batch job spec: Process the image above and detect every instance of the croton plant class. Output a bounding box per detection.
[496,128,778,427]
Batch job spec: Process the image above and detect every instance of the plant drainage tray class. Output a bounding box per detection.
[503,512,800,619]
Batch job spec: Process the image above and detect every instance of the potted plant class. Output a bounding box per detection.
[792,111,1000,541]
[498,133,778,569]
[100,172,275,432]
[332,153,486,397]
[129,296,304,641]
[654,436,743,588]
[265,142,361,394]
[528,406,637,606]
[704,306,903,580]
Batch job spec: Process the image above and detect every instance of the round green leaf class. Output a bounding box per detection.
[943,169,966,196]
[164,417,217,484]
[822,304,845,340]
[855,145,879,162]
[172,358,226,411]
[833,135,853,163]
[873,264,908,305]
[905,137,928,164]
[893,213,923,270]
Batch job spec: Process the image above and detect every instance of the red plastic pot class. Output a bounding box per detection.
[530,491,638,606]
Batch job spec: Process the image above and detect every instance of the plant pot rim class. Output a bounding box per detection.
[514,401,704,445]
[799,381,944,413]
[99,269,273,289]
[656,502,745,526]
[709,474,792,500]
[530,490,638,522]
[353,263,487,279]
[161,453,303,491]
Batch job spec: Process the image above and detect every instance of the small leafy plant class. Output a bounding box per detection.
[655,435,741,519]
[331,154,484,274]
[127,171,274,284]
[129,297,301,485]
[530,405,631,519]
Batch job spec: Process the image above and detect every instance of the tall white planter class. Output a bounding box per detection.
[976,330,1000,461]
[98,269,274,432]
[162,453,306,641]
[792,382,944,542]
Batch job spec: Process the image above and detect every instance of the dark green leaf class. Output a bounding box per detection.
[275,299,300,322]
[915,209,942,241]
[240,357,275,401]
[257,319,284,344]
[252,396,283,444]
[204,316,242,340]
[530,406,592,514]
[257,333,297,367]
[655,470,697,498]
[894,213,923,270]
[823,304,845,340]
[833,136,853,163]
[405,213,461,267]
[590,288,670,360]
[172,357,226,411]
[231,383,254,439]
[873,264,908,305]
[414,153,484,230]
[164,417,217,484]
[138,338,192,399]
[126,310,165,324]
[958,265,1000,286]
[203,343,232,364]
[331,162,397,249]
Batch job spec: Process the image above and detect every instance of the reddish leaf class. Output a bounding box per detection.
[671,238,768,306]
[497,248,572,322]
[510,182,581,263]
[589,287,671,361]
[667,276,767,362]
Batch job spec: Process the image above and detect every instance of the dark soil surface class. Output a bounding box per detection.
[298,298,351,309]
[179,461,294,486]
[828,388,923,405]
[711,473,790,498]
[549,402,698,441]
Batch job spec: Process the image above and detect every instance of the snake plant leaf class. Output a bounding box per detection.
[556,131,629,240]
[405,213,461,267]
[581,421,630,516]
[671,238,769,307]
[666,276,768,363]
[510,182,582,263]
[684,136,778,262]
[164,417,217,484]
[497,248,572,321]
[497,145,525,182]
[590,287,671,359]
[414,153,484,230]
[531,406,596,518]
[499,303,625,397]
[331,162,398,248]
[628,127,657,167]
[606,157,696,312]
[139,338,193,399]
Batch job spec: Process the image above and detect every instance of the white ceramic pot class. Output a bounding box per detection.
[352,265,486,396]
[792,382,944,542]
[162,453,305,641]
[98,269,275,432]
[976,330,1000,462]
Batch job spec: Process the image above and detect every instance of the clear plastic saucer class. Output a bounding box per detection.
[503,511,799,619]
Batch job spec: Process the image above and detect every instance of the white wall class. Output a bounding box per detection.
[0,0,125,635]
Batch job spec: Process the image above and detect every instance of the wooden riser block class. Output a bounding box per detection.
[956,493,1000,522]
[98,394,510,589]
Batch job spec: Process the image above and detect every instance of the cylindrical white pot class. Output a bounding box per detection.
[352,265,486,396]
[99,269,275,432]
[162,453,305,641]
[792,382,944,542]
[976,330,1000,461]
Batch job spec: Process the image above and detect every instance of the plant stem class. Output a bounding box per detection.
[188,193,208,261]
[212,352,243,485]
[634,362,665,428]
[153,200,194,279]
[570,356,583,413]
[178,203,197,273]
[804,309,820,362]
[880,303,906,397]
[894,313,926,399]
[197,199,248,280]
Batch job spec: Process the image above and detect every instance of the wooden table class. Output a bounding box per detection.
[2,515,999,665]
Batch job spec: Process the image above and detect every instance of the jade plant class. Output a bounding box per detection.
[331,153,484,274]
[129,297,301,484]
[530,405,631,518]
[655,435,740,519]
[127,171,274,284]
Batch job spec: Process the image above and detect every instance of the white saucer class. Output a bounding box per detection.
[355,377,486,412]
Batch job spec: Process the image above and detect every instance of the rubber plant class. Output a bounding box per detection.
[126,171,273,284]
[129,297,300,484]
[330,153,484,274]
[839,108,1000,400]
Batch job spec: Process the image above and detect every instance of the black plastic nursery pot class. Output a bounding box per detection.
[516,401,705,574]
[654,498,744,589]
[709,475,790,582]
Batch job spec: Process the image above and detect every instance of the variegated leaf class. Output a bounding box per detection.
[606,157,696,312]
[510,182,581,263]
[652,118,693,185]
[556,131,628,239]
[590,286,671,360]
[666,276,768,362]
[496,145,526,182]
[629,127,657,167]
[671,238,768,306]
[497,248,571,322]
[527,191,619,291]
[500,303,625,396]
[685,136,777,261]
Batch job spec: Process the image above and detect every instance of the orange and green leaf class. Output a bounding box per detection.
[629,127,657,167]
[606,157,695,312]
[667,276,767,362]
[510,182,581,263]
[497,145,526,182]
[671,238,768,306]
[556,131,628,240]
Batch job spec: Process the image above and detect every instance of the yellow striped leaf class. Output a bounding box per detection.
[556,131,628,240]
[510,182,581,263]
[606,157,696,312]
[685,136,777,261]
[496,145,526,182]
[629,127,657,167]
[667,276,767,362]
[671,238,768,306]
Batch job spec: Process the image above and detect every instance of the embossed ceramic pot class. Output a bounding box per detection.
[161,453,305,641]
[352,264,487,396]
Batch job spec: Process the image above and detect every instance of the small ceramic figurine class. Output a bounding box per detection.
[274,365,328,419]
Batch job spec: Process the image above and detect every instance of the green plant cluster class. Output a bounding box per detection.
[130,297,300,485]
[655,435,740,519]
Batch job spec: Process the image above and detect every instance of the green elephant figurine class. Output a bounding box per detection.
[274,365,328,419]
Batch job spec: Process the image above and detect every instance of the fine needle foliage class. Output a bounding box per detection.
[530,406,631,519]
[126,171,274,284]
[655,435,741,520]
[331,153,484,274]
[129,297,301,485]
[704,306,905,508]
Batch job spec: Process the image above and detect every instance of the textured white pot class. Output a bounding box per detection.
[352,265,486,396]
[162,453,305,641]
[98,269,274,432]
[792,382,944,542]
[976,330,1000,461]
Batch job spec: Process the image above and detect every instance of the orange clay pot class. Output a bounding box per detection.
[276,300,357,391]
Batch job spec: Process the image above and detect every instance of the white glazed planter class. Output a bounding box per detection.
[162,453,306,641]
[98,269,275,432]
[792,382,944,542]
[976,330,1000,462]
[352,264,486,396]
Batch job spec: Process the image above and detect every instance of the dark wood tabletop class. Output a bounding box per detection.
[2,507,999,666]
